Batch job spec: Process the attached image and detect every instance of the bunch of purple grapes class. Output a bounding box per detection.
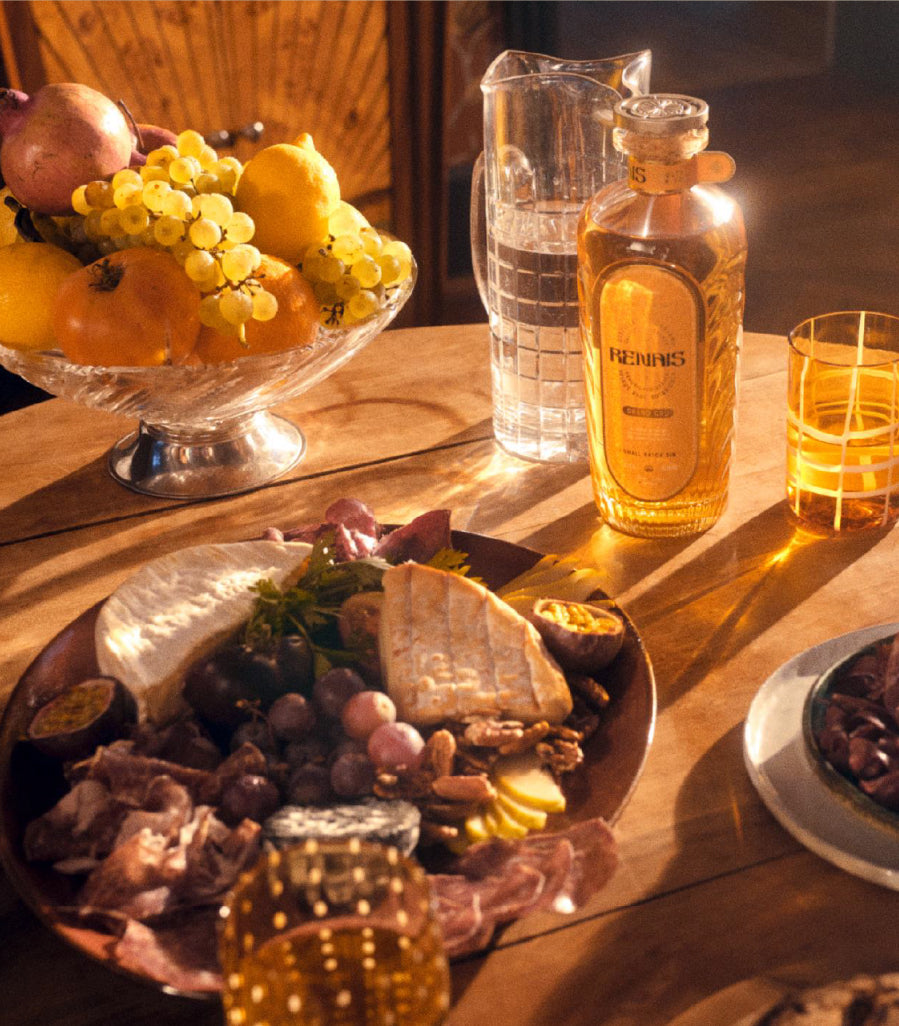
[183,643,425,825]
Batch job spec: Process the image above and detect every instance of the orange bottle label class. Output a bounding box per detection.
[595,265,701,500]
[627,152,736,192]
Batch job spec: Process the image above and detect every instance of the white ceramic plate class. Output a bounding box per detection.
[743,622,899,890]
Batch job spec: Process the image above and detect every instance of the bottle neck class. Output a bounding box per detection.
[625,151,736,195]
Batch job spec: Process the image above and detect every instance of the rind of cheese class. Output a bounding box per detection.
[379,562,572,726]
[95,540,312,726]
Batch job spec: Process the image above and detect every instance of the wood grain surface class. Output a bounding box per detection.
[2,322,898,1026]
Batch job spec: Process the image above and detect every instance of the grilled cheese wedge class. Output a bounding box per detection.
[379,562,572,725]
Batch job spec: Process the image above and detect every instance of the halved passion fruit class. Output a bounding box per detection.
[27,676,136,761]
[529,598,625,674]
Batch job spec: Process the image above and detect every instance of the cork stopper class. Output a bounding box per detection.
[613,94,710,163]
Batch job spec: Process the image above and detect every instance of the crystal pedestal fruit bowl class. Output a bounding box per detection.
[0,267,414,499]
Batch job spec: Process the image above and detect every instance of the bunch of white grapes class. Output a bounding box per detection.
[71,130,276,337]
[301,203,414,328]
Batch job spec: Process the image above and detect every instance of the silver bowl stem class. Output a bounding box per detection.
[107,411,305,498]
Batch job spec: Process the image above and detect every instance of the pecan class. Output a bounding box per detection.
[498,720,550,755]
[546,724,584,743]
[373,769,435,800]
[424,729,457,778]
[463,719,525,748]
[432,773,496,803]
[568,711,601,741]
[419,820,460,845]
[455,748,497,774]
[421,800,481,823]
[536,739,584,775]
[569,673,611,711]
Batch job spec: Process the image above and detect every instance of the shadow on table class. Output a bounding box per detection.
[516,724,899,1025]
[588,500,892,712]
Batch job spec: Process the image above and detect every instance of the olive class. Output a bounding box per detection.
[183,646,259,729]
[286,762,333,805]
[27,676,136,762]
[529,598,626,674]
[276,634,314,695]
[219,774,280,825]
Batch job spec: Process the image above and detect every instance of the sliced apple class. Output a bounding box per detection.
[495,789,548,831]
[464,810,491,843]
[485,801,529,840]
[494,750,566,813]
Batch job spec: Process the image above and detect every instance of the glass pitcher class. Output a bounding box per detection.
[471,49,651,463]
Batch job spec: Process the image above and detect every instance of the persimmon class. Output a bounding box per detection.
[190,254,319,364]
[53,247,201,366]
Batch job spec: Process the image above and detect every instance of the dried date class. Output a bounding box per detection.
[816,639,899,812]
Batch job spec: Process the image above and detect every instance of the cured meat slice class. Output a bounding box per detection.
[112,775,194,849]
[74,739,268,807]
[80,828,181,918]
[374,509,452,564]
[23,779,125,867]
[430,877,489,956]
[114,912,223,993]
[430,817,618,956]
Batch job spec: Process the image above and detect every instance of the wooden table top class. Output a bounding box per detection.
[2,322,898,1026]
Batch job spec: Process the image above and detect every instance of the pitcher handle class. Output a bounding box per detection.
[470,150,488,313]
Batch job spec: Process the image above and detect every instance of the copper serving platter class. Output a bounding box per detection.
[0,530,656,995]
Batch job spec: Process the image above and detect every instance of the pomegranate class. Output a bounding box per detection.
[133,122,178,154]
[0,83,134,214]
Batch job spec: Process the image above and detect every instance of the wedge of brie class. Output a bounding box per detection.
[379,562,572,726]
[95,540,312,726]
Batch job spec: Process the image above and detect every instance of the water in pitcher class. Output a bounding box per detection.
[486,203,586,463]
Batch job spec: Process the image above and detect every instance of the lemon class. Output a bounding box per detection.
[328,200,370,237]
[0,187,21,246]
[0,242,82,351]
[235,134,340,264]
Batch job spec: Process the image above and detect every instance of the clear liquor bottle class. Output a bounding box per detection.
[577,94,747,537]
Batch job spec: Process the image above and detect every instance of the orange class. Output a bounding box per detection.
[234,134,340,264]
[191,254,319,363]
[0,242,83,351]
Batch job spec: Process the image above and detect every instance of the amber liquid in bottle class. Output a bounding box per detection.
[578,165,747,537]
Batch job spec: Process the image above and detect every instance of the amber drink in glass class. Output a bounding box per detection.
[787,311,899,532]
[219,840,450,1026]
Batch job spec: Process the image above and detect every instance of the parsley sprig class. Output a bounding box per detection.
[242,532,477,675]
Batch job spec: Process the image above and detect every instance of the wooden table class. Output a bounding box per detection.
[2,323,898,1026]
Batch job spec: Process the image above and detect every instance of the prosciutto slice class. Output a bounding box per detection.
[430,817,618,956]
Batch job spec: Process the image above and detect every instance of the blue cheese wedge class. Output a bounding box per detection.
[379,562,572,726]
[95,540,311,726]
[264,799,421,855]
